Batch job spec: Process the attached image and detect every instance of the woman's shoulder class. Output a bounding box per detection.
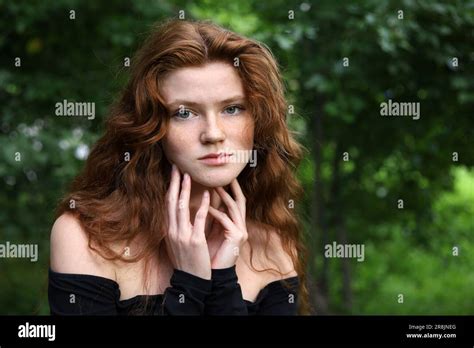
[50,213,116,280]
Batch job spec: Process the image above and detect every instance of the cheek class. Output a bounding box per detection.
[161,126,189,160]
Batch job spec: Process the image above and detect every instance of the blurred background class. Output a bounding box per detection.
[0,0,473,315]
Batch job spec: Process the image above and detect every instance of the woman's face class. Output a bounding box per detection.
[161,62,255,187]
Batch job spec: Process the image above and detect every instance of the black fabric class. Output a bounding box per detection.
[48,266,299,315]
[205,266,248,315]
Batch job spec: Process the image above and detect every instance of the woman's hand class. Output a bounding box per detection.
[164,164,212,280]
[207,178,248,269]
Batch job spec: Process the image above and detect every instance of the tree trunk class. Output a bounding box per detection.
[330,142,352,312]
[312,94,330,314]
[338,219,352,312]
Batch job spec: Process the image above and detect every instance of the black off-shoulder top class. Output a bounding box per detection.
[48,265,299,315]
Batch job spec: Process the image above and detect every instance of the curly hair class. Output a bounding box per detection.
[55,19,310,314]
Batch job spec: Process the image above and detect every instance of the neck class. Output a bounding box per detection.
[188,180,223,237]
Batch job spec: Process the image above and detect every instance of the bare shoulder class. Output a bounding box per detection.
[245,221,298,282]
[50,213,116,280]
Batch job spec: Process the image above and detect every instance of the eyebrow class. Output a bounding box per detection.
[167,95,246,109]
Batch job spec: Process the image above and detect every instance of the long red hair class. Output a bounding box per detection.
[56,19,310,314]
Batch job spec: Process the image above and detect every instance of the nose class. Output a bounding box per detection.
[200,112,226,144]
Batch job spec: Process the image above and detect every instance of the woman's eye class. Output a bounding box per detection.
[173,109,194,119]
[224,105,244,115]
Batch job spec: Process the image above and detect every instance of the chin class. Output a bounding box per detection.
[193,177,232,188]
[189,165,245,188]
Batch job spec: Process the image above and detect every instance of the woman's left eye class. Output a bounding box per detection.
[224,105,244,115]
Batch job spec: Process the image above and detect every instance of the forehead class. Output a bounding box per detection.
[160,62,244,104]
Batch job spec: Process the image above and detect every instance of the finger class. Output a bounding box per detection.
[166,164,180,237]
[208,206,235,231]
[208,199,223,238]
[215,186,243,227]
[177,172,191,235]
[193,190,210,239]
[207,217,220,239]
[230,178,246,221]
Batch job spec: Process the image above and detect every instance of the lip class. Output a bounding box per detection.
[198,152,233,165]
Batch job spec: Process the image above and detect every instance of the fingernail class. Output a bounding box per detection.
[204,190,209,198]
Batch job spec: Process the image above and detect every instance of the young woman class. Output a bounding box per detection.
[48,19,310,315]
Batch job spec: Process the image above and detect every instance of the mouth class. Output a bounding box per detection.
[198,152,234,165]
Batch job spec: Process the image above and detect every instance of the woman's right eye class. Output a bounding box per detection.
[173,109,195,120]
